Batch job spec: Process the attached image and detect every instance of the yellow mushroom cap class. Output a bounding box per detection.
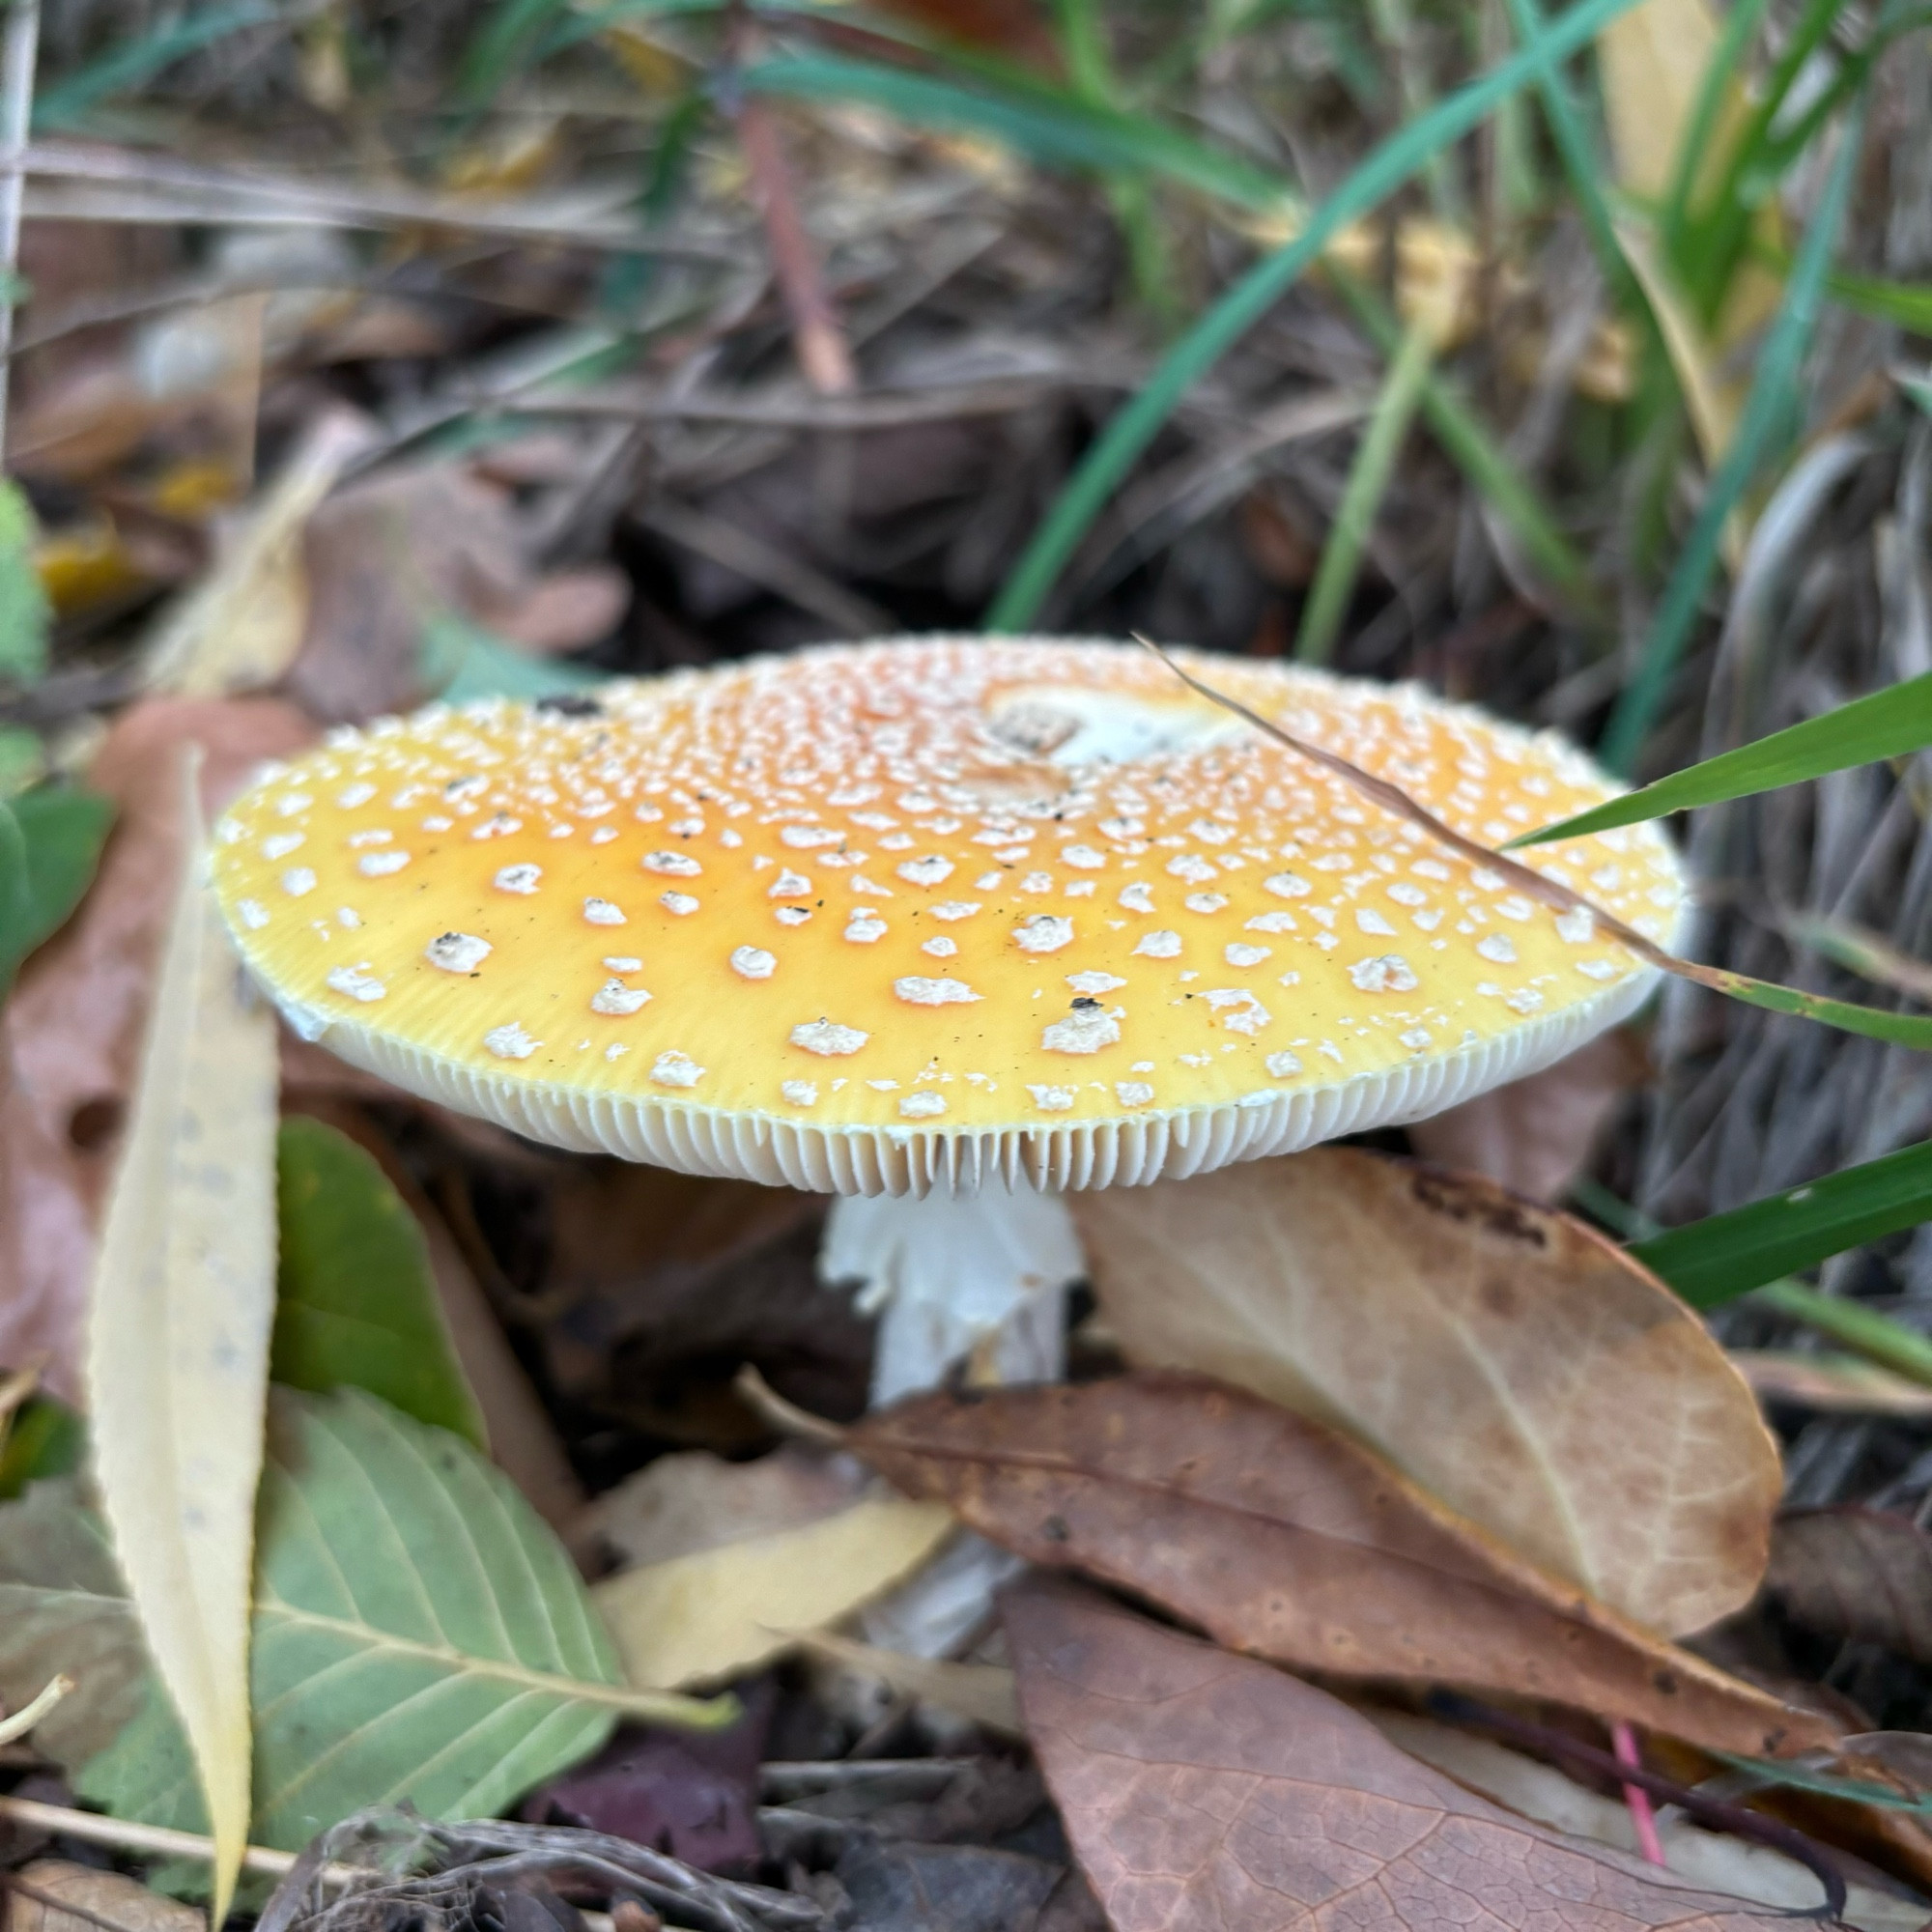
[211,637,1688,1195]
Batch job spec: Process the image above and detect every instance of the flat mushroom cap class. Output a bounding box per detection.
[212,638,1688,1195]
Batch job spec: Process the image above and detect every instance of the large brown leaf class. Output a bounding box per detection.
[851,1376,1832,1756]
[1075,1147,1778,1636]
[0,697,315,1394]
[1006,1577,1804,1932]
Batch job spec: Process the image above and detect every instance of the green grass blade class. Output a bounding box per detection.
[1631,1138,1932,1308]
[1708,968,1932,1052]
[457,0,573,109]
[742,52,1290,211]
[1295,312,1435,664]
[1597,104,1865,775]
[1498,0,1628,292]
[34,0,277,128]
[1748,1278,1932,1385]
[1659,0,1768,254]
[1333,270,1595,604]
[1511,670,1932,845]
[985,0,1650,632]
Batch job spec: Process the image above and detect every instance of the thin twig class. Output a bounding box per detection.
[0,0,42,458]
[0,1673,69,1747]
[0,1795,360,1888]
[733,1365,844,1445]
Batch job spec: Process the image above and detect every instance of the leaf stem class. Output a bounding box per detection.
[1295,310,1436,664]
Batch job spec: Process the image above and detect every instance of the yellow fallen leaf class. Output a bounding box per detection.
[593,1496,954,1690]
[1598,0,1733,202]
[1078,1147,1780,1638]
[36,519,150,618]
[85,753,279,1927]
[145,410,372,698]
[794,1629,1023,1737]
[1616,217,1740,468]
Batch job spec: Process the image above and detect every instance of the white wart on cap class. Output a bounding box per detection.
[211,637,1688,1194]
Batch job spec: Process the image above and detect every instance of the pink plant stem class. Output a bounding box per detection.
[1611,1720,1666,1866]
[734,94,855,397]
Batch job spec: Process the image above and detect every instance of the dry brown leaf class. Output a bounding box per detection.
[0,697,313,1394]
[850,1376,1831,1757]
[1370,1715,1927,1930]
[9,1861,205,1932]
[536,1163,863,1438]
[1764,1511,1932,1666]
[1407,1030,1645,1203]
[1007,1577,1805,1932]
[1076,1147,1779,1637]
[283,461,629,724]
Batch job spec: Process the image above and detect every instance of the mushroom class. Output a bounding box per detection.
[210,638,1688,1620]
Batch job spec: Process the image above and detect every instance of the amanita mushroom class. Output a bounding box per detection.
[210,637,1687,1426]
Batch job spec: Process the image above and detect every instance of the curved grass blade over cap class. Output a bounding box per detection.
[1511,670,1932,847]
[984,0,1652,634]
[206,638,1687,1198]
[1139,638,1932,1056]
[1634,1138,1932,1309]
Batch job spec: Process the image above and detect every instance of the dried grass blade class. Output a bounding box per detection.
[85,753,278,1926]
[1138,635,1932,1052]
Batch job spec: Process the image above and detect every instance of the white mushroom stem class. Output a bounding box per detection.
[821,1179,1084,1406]
[819,1179,1085,1657]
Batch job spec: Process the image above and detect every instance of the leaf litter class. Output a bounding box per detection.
[846,1372,1830,1757]
[1077,1146,1780,1636]
[5,0,1932,1923]
[1005,1576,1826,1932]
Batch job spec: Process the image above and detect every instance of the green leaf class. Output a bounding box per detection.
[0,481,50,684]
[32,0,280,128]
[0,1395,86,1499]
[422,614,608,705]
[743,52,1291,212]
[273,1120,487,1448]
[1511,671,1932,846]
[984,0,1651,633]
[0,785,116,993]
[1598,102,1866,773]
[1294,311,1436,664]
[76,1389,727,1850]
[1632,1138,1932,1309]
[0,1479,152,1769]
